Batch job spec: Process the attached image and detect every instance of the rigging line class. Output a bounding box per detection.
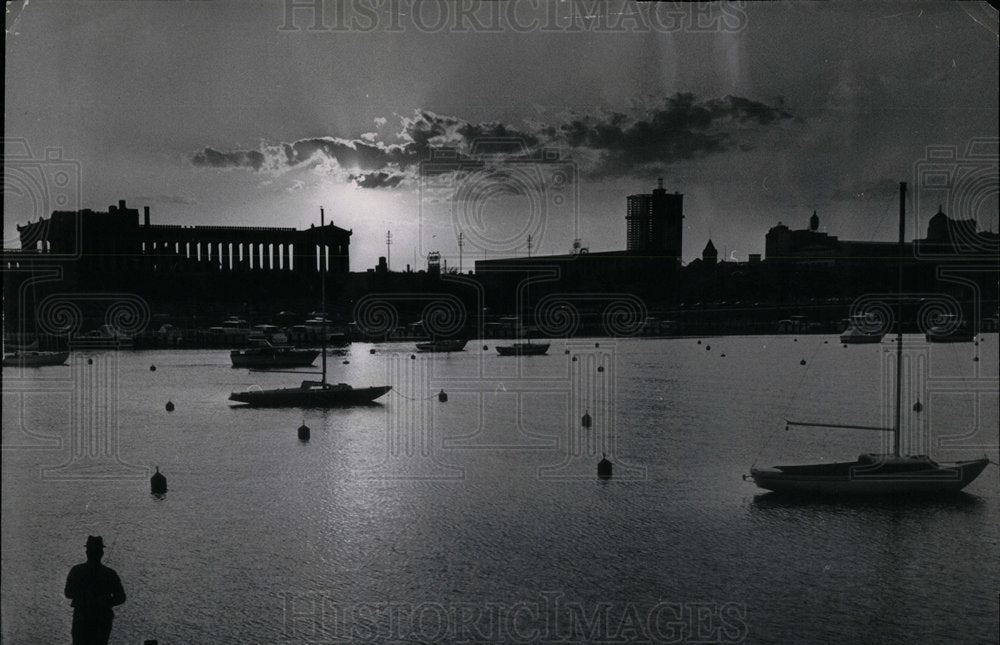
[867,189,898,243]
[389,389,438,402]
[760,338,835,468]
[781,336,830,418]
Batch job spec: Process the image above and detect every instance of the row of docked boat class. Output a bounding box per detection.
[839,314,977,344]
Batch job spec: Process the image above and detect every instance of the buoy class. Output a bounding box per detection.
[597,454,612,479]
[87,358,93,365]
[800,359,806,365]
[706,345,711,351]
[342,360,349,364]
[973,356,979,362]
[794,338,798,342]
[595,342,600,348]
[410,354,416,360]
[913,400,923,413]
[370,348,376,354]
[823,341,828,344]
[483,345,488,351]
[165,400,175,412]
[572,356,578,362]
[721,353,726,357]
[150,467,167,495]
[565,349,570,354]
[438,389,448,402]
[150,365,156,371]
[298,422,310,441]
[843,344,848,348]
[581,411,592,428]
[597,366,605,373]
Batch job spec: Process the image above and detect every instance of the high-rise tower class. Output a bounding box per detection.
[626,178,684,263]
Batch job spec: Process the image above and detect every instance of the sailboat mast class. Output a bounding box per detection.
[893,182,906,458]
[320,207,327,386]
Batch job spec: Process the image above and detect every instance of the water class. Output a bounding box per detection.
[3,336,998,644]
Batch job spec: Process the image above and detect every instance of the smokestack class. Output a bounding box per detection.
[144,206,150,227]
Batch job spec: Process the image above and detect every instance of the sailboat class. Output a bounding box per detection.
[228,208,391,407]
[749,183,990,495]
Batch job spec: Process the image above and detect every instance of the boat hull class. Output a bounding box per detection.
[229,384,391,407]
[925,332,975,343]
[415,339,468,353]
[839,332,883,344]
[751,456,990,495]
[496,343,550,356]
[2,351,70,367]
[230,349,320,368]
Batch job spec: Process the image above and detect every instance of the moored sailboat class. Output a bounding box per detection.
[229,208,391,407]
[749,183,990,495]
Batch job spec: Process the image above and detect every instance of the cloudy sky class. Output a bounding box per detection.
[5,1,998,269]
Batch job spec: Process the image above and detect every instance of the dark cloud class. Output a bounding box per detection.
[350,171,405,189]
[189,94,792,185]
[191,147,265,171]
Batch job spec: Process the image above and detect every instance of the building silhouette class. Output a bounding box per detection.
[626,178,684,264]
[14,200,351,275]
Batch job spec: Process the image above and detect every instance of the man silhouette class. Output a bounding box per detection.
[65,536,126,645]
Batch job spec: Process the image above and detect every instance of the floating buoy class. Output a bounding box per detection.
[706,345,711,351]
[150,365,157,371]
[973,356,979,362]
[438,389,448,402]
[165,400,175,412]
[297,422,310,441]
[370,348,376,354]
[843,344,848,348]
[800,359,806,365]
[342,360,349,364]
[87,358,93,365]
[595,342,600,348]
[697,340,701,345]
[483,345,488,351]
[794,338,798,342]
[150,467,167,495]
[564,349,570,354]
[572,356,578,362]
[597,454,612,479]
[721,353,726,357]
[581,411,592,428]
[913,400,923,413]
[823,341,828,344]
[410,354,416,360]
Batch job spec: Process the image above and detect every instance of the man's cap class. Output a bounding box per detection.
[86,535,105,549]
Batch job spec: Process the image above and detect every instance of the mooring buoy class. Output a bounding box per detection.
[150,365,157,371]
[165,400,175,412]
[410,354,416,360]
[483,345,488,351]
[597,366,604,372]
[800,359,806,365]
[582,411,592,428]
[343,360,349,364]
[438,389,448,402]
[370,348,376,354]
[598,454,612,479]
[150,467,167,495]
[913,400,923,413]
[298,423,310,441]
[706,345,711,351]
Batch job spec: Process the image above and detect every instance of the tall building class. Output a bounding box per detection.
[626,179,684,263]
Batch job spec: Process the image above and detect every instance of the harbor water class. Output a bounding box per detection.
[3,335,998,644]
